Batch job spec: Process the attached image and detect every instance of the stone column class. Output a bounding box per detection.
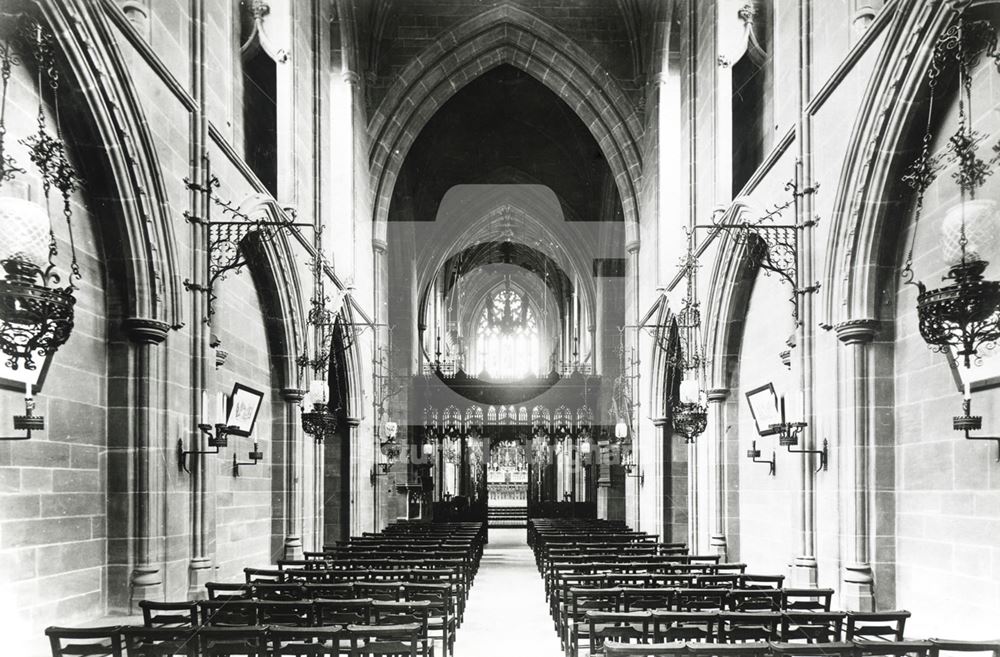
[836,319,879,611]
[280,388,306,559]
[123,317,170,605]
[706,388,729,558]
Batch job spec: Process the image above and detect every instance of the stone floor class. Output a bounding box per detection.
[453,528,563,657]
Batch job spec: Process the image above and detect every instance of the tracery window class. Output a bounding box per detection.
[475,287,540,379]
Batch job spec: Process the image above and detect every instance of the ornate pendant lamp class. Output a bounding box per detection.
[904,8,1000,460]
[0,20,82,440]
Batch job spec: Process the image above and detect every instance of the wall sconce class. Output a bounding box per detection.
[232,441,263,476]
[746,440,775,476]
[1,384,44,440]
[770,419,827,473]
[372,434,401,483]
[954,398,1000,462]
[178,423,236,472]
[621,447,643,486]
[614,420,629,443]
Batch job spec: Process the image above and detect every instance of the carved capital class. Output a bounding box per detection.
[835,318,879,345]
[122,317,171,345]
[347,417,362,427]
[372,238,388,254]
[281,388,306,403]
[706,388,729,403]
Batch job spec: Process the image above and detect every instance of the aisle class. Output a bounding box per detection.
[453,528,563,657]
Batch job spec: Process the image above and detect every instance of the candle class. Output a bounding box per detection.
[201,390,210,423]
[964,378,972,401]
[779,396,786,425]
[24,380,32,400]
[216,392,226,426]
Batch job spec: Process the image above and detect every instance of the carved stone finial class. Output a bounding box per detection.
[122,317,170,345]
[738,3,756,25]
[835,318,879,345]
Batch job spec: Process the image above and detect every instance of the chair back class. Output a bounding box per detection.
[604,641,686,657]
[718,612,781,642]
[122,627,198,657]
[726,589,782,612]
[930,640,1000,657]
[46,626,124,657]
[253,582,307,601]
[139,600,198,628]
[198,600,259,626]
[586,611,652,655]
[770,641,856,657]
[846,611,911,641]
[198,627,268,657]
[257,600,314,626]
[346,622,422,657]
[268,625,343,657]
[781,588,835,611]
[315,598,373,626]
[205,582,253,600]
[855,640,934,657]
[651,611,718,642]
[780,611,846,642]
[623,587,673,611]
[304,582,356,599]
[686,642,771,657]
[356,580,402,601]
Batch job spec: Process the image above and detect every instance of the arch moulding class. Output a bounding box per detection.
[367,4,643,245]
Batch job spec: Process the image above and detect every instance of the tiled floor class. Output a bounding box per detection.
[453,528,564,657]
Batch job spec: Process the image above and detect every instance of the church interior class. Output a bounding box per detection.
[1,0,999,655]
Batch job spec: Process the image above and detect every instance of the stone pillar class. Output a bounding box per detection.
[280,388,306,559]
[123,317,170,605]
[836,319,879,611]
[706,388,729,559]
[348,416,363,536]
[596,438,611,519]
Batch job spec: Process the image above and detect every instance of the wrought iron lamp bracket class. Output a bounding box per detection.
[177,423,237,472]
[955,399,1000,463]
[746,440,776,476]
[232,447,263,477]
[1,396,44,441]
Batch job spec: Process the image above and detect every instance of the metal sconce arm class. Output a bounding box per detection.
[232,444,263,477]
[785,439,828,473]
[746,440,776,476]
[177,423,237,473]
[1,396,44,441]
[955,399,1000,463]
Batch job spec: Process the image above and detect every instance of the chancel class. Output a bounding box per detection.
[2,1,1000,656]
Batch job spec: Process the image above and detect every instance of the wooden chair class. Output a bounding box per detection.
[198,600,259,627]
[930,640,1000,657]
[651,611,718,643]
[346,622,423,657]
[315,598,374,626]
[727,589,782,612]
[780,612,846,643]
[604,641,687,657]
[697,574,742,589]
[686,642,772,657]
[781,589,835,612]
[268,625,343,656]
[122,627,198,657]
[139,600,199,628]
[257,600,315,626]
[770,641,856,657]
[198,626,269,657]
[718,612,782,642]
[566,587,623,657]
[846,611,910,642]
[854,640,934,657]
[402,583,456,657]
[46,626,124,657]
[585,611,652,656]
[371,601,433,656]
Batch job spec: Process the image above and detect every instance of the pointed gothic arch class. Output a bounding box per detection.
[367,4,643,244]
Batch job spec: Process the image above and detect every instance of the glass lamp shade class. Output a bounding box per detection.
[308,379,328,405]
[579,440,591,454]
[940,199,1000,268]
[384,421,398,439]
[0,197,51,271]
[614,421,628,440]
[422,442,434,456]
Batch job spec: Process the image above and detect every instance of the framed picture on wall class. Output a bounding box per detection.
[0,348,53,394]
[745,382,781,436]
[226,383,264,436]
[947,345,1000,393]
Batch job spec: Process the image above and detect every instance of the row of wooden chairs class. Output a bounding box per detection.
[47,622,430,657]
[600,639,1000,657]
[567,610,912,657]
